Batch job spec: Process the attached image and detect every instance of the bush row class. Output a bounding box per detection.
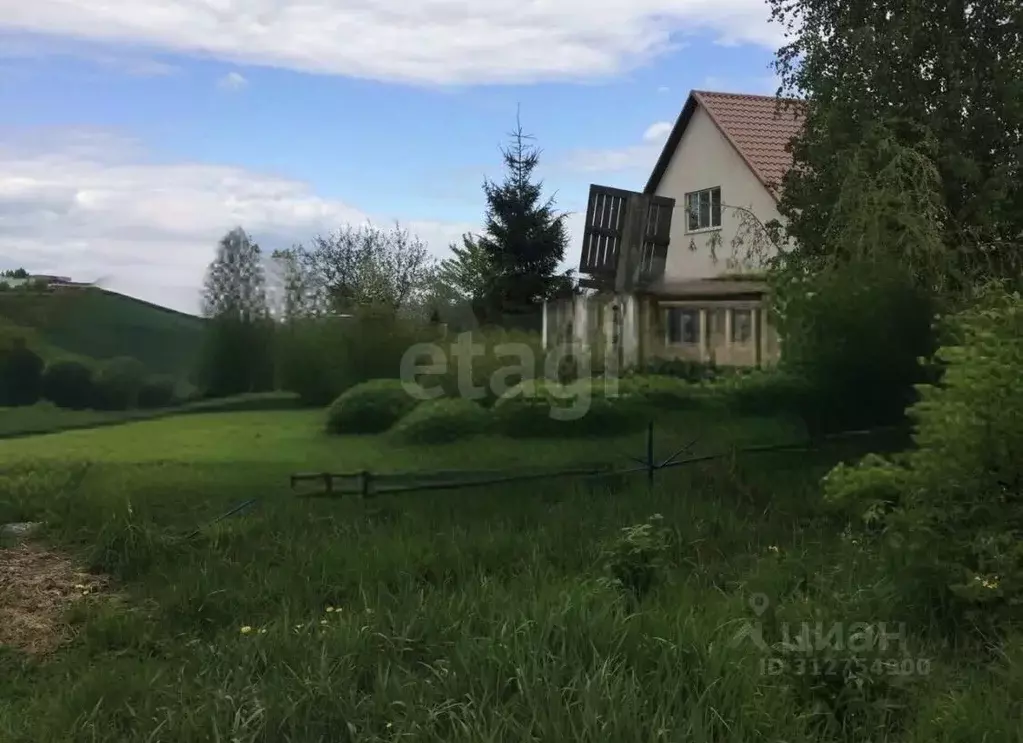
[0,341,182,411]
[322,370,808,444]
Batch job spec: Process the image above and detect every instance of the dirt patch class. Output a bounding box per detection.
[0,543,108,654]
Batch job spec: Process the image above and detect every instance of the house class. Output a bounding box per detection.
[544,90,805,370]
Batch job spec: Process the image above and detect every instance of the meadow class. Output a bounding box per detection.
[1,407,1020,742]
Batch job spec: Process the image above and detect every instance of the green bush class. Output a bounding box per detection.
[325,378,419,435]
[279,312,438,406]
[637,357,720,383]
[822,284,1023,632]
[41,359,95,409]
[618,375,709,410]
[0,338,44,406]
[414,327,546,407]
[93,356,148,410]
[774,260,937,434]
[389,398,489,444]
[704,369,811,417]
[137,376,178,409]
[492,378,648,438]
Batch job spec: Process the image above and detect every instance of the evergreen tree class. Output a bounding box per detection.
[476,116,573,323]
[198,227,275,396]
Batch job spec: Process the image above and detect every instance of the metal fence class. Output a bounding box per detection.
[288,423,898,499]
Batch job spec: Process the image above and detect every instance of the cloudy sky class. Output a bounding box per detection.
[0,1,784,314]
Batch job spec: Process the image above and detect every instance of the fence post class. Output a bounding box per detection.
[360,470,373,499]
[323,473,333,496]
[646,421,655,491]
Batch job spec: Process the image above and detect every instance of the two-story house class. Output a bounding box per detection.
[544,90,805,370]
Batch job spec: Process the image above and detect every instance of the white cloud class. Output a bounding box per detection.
[563,119,672,174]
[0,31,177,76]
[642,121,673,141]
[0,1,783,85]
[0,129,474,314]
[217,70,247,90]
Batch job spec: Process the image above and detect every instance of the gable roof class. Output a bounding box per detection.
[643,90,805,201]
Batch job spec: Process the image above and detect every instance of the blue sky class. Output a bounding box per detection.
[0,2,782,313]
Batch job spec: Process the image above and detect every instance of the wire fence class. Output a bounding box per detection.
[287,423,901,499]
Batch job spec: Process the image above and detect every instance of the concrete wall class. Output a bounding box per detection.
[652,105,784,280]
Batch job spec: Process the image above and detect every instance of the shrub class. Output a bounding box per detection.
[325,378,419,434]
[279,312,437,406]
[774,260,937,435]
[492,378,648,438]
[93,356,148,410]
[0,338,44,406]
[618,375,709,410]
[137,376,178,409]
[822,284,1023,632]
[389,398,489,445]
[598,514,672,603]
[705,369,811,417]
[637,357,720,383]
[416,327,546,407]
[41,359,95,409]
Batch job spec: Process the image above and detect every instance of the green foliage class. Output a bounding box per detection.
[137,376,179,409]
[92,357,148,410]
[325,379,419,435]
[435,233,495,304]
[823,284,1023,631]
[41,359,95,409]
[278,312,436,406]
[198,228,275,397]
[636,357,719,383]
[774,260,937,434]
[474,118,574,322]
[618,375,708,410]
[706,369,812,418]
[770,0,1023,285]
[0,288,203,378]
[492,378,647,438]
[0,338,44,406]
[597,513,672,602]
[413,327,547,407]
[389,398,489,445]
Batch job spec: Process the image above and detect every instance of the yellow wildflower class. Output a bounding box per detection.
[240,626,253,635]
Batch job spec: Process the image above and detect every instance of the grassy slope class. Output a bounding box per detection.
[0,411,1019,742]
[0,288,204,377]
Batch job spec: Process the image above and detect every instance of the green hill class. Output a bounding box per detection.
[0,287,205,379]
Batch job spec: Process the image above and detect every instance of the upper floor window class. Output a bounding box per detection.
[684,187,722,232]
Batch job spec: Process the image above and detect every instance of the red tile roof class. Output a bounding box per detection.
[644,90,806,201]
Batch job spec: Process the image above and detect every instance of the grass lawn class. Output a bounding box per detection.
[0,392,303,440]
[0,409,1019,742]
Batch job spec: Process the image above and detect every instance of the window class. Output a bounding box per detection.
[684,187,722,232]
[666,308,700,345]
[731,309,753,344]
[707,308,727,342]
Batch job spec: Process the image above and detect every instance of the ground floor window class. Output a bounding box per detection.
[731,308,753,344]
[665,307,700,344]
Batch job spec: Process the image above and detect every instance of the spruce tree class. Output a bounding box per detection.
[476,116,572,324]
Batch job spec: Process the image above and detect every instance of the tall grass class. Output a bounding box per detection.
[1,424,1020,741]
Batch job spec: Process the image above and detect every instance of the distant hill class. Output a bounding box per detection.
[0,287,205,379]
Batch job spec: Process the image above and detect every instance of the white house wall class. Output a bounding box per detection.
[653,105,784,281]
